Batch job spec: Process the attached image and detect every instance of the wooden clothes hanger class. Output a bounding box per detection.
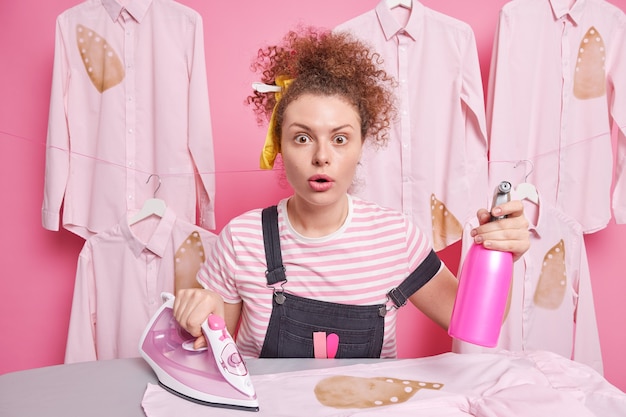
[129,174,167,225]
[386,0,412,9]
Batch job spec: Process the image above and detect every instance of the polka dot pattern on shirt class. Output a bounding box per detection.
[314,375,443,409]
[574,26,606,99]
[76,24,125,92]
[534,239,567,309]
[174,231,206,291]
[430,194,463,252]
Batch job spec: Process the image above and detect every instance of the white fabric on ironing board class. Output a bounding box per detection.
[140,351,626,416]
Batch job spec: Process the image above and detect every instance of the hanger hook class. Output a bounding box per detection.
[146,174,161,198]
[514,160,534,182]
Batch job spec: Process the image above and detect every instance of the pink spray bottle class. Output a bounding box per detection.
[448,181,513,347]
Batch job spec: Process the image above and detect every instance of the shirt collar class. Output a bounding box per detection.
[549,0,586,25]
[122,206,176,258]
[375,0,424,41]
[101,0,152,23]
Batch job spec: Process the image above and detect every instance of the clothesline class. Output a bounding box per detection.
[487,126,617,164]
[0,129,279,177]
[1,127,620,179]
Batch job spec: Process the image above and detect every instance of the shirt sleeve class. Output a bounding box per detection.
[460,26,490,209]
[485,8,522,170]
[485,9,516,163]
[405,217,441,277]
[460,28,488,146]
[485,9,504,146]
[64,244,98,363]
[609,21,626,224]
[572,239,604,374]
[42,16,71,231]
[186,13,216,230]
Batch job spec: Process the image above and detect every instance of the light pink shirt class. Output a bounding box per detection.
[43,0,215,239]
[197,196,437,359]
[487,0,626,233]
[454,190,603,375]
[335,1,489,250]
[64,207,217,363]
[142,351,626,416]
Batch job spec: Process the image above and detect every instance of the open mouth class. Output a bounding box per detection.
[310,174,332,183]
[309,175,333,191]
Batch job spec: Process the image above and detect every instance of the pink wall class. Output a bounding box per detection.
[1,0,625,392]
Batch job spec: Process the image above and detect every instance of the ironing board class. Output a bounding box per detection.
[2,352,626,416]
[0,357,377,417]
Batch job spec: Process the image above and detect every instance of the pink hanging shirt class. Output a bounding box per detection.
[487,0,626,233]
[65,207,217,363]
[43,0,216,239]
[335,1,489,251]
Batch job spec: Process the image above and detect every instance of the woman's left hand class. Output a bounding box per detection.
[471,200,530,262]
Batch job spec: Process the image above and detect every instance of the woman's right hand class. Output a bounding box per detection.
[173,288,225,350]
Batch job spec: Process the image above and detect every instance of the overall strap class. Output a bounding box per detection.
[261,204,441,310]
[261,206,286,285]
[386,250,441,308]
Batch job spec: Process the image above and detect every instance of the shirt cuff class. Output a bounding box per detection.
[42,209,60,231]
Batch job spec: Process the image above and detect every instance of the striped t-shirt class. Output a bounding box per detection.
[197,195,439,358]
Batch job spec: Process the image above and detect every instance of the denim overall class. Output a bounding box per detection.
[258,205,441,358]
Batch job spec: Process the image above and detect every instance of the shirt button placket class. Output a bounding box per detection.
[123,11,138,210]
[398,34,412,216]
[558,20,571,206]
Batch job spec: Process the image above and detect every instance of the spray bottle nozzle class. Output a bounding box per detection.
[490,181,512,222]
[496,181,512,194]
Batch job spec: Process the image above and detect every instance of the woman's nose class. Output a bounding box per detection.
[312,141,330,166]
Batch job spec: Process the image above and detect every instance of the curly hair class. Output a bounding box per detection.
[247,27,396,153]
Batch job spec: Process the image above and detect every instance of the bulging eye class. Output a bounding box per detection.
[295,134,311,144]
[333,135,348,145]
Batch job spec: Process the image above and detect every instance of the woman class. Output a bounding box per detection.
[174,28,530,358]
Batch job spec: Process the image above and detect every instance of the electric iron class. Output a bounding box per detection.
[139,293,259,411]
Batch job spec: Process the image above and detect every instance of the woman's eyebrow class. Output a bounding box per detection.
[287,123,356,132]
[331,124,356,133]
